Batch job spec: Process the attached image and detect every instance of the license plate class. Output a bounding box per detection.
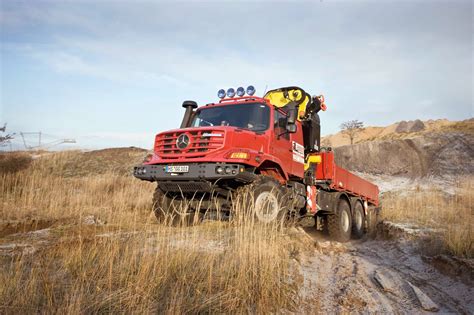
[165,165,189,173]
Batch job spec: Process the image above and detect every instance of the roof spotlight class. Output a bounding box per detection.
[227,88,236,98]
[246,85,256,96]
[217,89,226,99]
[236,87,245,97]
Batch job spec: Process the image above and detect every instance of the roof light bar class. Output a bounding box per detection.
[217,85,256,99]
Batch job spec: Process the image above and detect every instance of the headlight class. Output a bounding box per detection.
[135,167,146,175]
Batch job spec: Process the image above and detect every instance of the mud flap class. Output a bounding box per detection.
[306,185,317,214]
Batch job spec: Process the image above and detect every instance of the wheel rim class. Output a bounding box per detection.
[341,210,350,232]
[255,191,279,223]
[355,209,363,230]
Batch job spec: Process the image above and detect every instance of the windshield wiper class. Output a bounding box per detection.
[199,119,214,126]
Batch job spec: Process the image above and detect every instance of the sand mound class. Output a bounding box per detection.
[322,118,473,147]
[395,119,425,133]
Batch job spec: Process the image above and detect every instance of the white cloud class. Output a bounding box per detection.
[1,0,472,147]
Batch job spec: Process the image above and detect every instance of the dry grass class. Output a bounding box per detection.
[381,178,473,258]
[0,150,301,313]
[1,149,472,312]
[0,152,33,174]
[0,151,152,225]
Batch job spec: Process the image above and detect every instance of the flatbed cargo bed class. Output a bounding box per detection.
[315,151,379,206]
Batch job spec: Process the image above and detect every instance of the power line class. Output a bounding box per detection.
[19,131,76,150]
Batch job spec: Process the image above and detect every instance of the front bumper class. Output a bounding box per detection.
[133,163,256,183]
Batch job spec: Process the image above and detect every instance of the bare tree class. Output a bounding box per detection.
[0,123,15,146]
[340,120,364,145]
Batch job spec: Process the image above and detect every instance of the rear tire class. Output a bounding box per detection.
[352,201,365,239]
[366,206,380,236]
[327,198,352,242]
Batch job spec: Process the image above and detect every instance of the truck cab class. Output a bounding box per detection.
[137,96,304,180]
[134,86,380,242]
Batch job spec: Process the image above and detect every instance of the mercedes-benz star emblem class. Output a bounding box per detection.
[176,134,190,150]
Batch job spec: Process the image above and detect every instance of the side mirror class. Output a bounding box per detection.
[286,123,297,133]
[287,106,297,125]
[286,103,297,133]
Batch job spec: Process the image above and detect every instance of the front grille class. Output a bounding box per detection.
[155,130,225,159]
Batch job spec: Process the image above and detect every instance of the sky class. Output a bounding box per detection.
[1,0,472,150]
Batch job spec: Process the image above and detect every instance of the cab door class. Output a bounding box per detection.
[271,109,299,177]
[271,109,305,178]
[289,124,305,178]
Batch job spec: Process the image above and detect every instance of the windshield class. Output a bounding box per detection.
[192,103,270,131]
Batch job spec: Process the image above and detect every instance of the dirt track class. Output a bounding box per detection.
[297,226,473,314]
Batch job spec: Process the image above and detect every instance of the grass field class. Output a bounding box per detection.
[381,179,473,258]
[0,151,306,313]
[0,150,472,312]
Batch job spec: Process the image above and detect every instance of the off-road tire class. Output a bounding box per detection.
[152,186,197,224]
[352,201,365,239]
[152,186,172,222]
[366,206,380,236]
[235,175,289,225]
[327,198,352,242]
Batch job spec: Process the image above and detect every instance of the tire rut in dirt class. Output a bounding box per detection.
[300,248,398,313]
[297,228,472,313]
[354,240,473,313]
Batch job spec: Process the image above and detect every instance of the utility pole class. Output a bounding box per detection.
[19,131,76,150]
[20,132,29,150]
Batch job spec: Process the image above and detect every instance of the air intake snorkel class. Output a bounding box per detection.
[180,100,198,128]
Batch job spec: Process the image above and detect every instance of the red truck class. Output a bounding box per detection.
[134,86,380,241]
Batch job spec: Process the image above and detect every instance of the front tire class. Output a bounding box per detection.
[152,186,197,224]
[152,186,172,222]
[327,198,352,242]
[235,176,289,224]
